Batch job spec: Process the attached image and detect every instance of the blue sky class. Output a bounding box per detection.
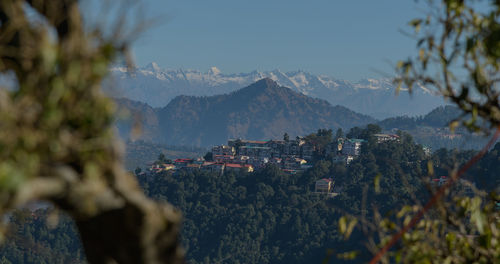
[127,0,423,80]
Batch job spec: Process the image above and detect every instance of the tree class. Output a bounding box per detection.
[334,128,344,140]
[283,133,290,142]
[204,151,213,162]
[0,1,183,263]
[339,1,500,263]
[157,153,167,163]
[396,0,500,132]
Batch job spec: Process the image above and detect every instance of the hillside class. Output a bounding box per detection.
[155,78,375,146]
[107,64,446,119]
[377,105,462,130]
[115,98,161,141]
[377,106,492,150]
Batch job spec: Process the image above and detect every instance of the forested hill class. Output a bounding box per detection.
[134,128,500,264]
[116,78,375,146]
[157,78,375,146]
[2,127,500,263]
[377,105,461,130]
[377,106,493,150]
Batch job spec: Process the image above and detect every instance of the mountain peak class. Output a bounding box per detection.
[110,64,446,118]
[144,62,161,72]
[208,66,221,75]
[254,77,280,89]
[154,79,375,146]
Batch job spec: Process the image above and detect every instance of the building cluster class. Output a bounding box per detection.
[213,138,314,174]
[148,157,254,175]
[146,133,403,195]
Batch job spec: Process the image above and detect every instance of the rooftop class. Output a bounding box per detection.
[240,146,271,150]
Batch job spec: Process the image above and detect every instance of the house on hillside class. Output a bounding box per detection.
[246,157,269,169]
[301,142,314,160]
[239,146,271,158]
[214,155,235,163]
[315,178,334,193]
[374,133,400,143]
[331,155,354,165]
[431,176,475,196]
[342,139,365,156]
[282,157,305,170]
[162,164,175,171]
[422,146,432,157]
[229,139,268,148]
[174,158,193,168]
[225,163,254,173]
[267,140,286,157]
[212,145,235,156]
[432,176,448,187]
[201,162,225,174]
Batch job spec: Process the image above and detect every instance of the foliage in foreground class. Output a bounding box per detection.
[0,1,183,263]
[343,0,500,261]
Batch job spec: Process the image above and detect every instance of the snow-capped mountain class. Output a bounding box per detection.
[106,63,446,119]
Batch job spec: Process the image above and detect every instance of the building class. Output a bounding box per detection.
[225,163,254,173]
[432,176,448,187]
[300,143,314,160]
[162,164,175,171]
[228,139,267,148]
[331,155,354,165]
[422,146,431,157]
[282,157,306,170]
[267,140,285,158]
[342,139,365,156]
[315,178,334,193]
[174,158,193,168]
[374,134,400,143]
[431,177,475,196]
[201,162,225,174]
[213,155,235,163]
[238,146,271,158]
[212,145,235,156]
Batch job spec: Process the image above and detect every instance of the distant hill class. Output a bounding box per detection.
[116,79,376,147]
[107,63,446,119]
[378,105,462,130]
[378,106,492,150]
[115,98,160,142]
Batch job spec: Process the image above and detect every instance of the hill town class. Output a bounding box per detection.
[146,131,403,178]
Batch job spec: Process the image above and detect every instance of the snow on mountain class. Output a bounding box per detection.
[106,63,445,119]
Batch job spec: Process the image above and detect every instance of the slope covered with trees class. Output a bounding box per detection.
[2,124,499,263]
[0,209,85,264]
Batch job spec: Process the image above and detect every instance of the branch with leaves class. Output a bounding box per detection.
[396,0,500,133]
[0,1,183,263]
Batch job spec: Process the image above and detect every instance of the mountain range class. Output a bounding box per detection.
[116,78,375,146]
[107,63,446,119]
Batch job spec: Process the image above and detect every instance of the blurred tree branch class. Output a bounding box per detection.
[396,0,500,133]
[339,1,500,263]
[0,0,184,263]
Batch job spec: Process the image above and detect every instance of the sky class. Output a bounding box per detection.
[116,0,425,81]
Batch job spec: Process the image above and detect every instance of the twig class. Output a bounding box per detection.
[369,125,500,264]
